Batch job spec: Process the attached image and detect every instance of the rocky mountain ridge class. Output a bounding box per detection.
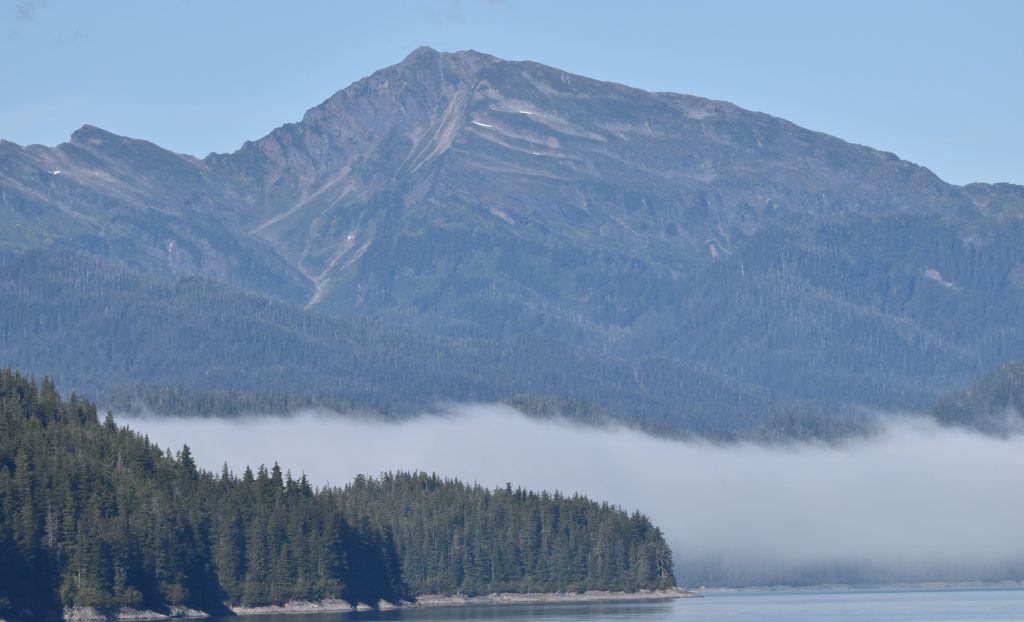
[5,47,1020,311]
[3,47,1024,434]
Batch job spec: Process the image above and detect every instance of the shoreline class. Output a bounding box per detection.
[696,580,1024,593]
[56,587,698,621]
[27,583,1024,621]
[408,587,699,608]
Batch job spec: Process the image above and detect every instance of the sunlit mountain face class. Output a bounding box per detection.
[3,47,1024,439]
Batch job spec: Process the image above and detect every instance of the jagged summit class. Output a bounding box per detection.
[66,124,184,150]
[405,44,440,59]
[69,123,111,141]
[400,45,500,64]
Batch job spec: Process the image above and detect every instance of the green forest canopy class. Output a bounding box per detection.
[0,368,676,618]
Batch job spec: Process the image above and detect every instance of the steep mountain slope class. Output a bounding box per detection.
[205,47,1000,321]
[0,126,309,301]
[2,47,1024,433]
[630,214,1024,408]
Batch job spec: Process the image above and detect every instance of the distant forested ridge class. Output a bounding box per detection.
[0,369,676,618]
[0,249,872,442]
[931,359,1024,435]
[1,249,866,441]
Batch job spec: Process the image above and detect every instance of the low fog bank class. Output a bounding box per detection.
[119,406,1024,588]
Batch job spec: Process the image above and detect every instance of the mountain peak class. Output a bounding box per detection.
[400,46,498,63]
[68,124,119,145]
[392,46,501,77]
[401,45,440,62]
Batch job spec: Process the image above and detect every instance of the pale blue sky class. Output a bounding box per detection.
[2,0,1022,185]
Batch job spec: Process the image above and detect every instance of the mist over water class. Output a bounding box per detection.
[119,406,1024,587]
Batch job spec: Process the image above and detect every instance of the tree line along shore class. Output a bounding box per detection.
[0,369,678,620]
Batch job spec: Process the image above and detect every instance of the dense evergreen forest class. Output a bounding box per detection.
[336,473,675,595]
[931,359,1024,435]
[0,249,870,442]
[0,369,676,619]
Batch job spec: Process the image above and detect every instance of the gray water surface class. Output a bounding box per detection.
[218,588,1024,622]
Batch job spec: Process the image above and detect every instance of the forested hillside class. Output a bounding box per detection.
[1,249,862,441]
[0,369,406,615]
[0,369,676,618]
[931,359,1024,435]
[335,473,675,595]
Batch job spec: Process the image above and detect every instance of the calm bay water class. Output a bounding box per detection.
[218,588,1024,622]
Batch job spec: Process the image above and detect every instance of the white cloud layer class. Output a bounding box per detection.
[119,406,1024,586]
